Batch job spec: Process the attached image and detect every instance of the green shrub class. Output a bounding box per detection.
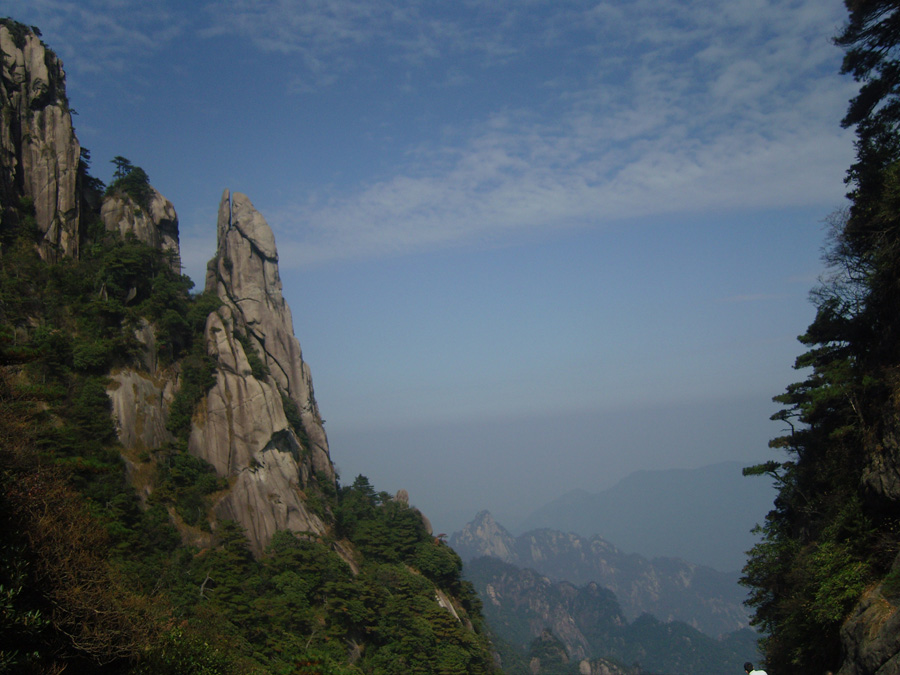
[234,332,268,380]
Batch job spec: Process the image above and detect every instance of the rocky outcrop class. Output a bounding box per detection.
[205,190,333,482]
[101,188,181,272]
[0,21,80,259]
[189,189,334,555]
[453,510,517,561]
[107,367,178,456]
[452,510,749,637]
[577,658,636,675]
[838,553,900,675]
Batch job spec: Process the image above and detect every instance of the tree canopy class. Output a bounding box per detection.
[743,1,900,672]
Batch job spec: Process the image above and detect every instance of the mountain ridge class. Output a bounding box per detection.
[466,555,760,675]
[517,460,776,571]
[0,19,497,673]
[451,510,750,638]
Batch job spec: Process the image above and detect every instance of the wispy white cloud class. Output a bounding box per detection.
[8,0,187,76]
[10,0,858,273]
[246,0,857,267]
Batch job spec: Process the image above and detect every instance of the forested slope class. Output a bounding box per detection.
[0,18,497,675]
[742,2,900,673]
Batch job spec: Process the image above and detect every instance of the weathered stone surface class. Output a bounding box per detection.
[205,190,333,482]
[101,188,181,272]
[107,367,177,454]
[0,23,80,259]
[189,190,336,555]
[214,445,326,550]
[191,305,295,475]
[188,303,328,554]
[578,659,635,675]
[106,319,177,453]
[839,554,900,675]
[453,510,518,561]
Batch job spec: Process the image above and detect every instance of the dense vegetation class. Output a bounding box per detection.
[742,1,900,672]
[0,151,495,672]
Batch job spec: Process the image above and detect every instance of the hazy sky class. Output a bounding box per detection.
[7,0,857,536]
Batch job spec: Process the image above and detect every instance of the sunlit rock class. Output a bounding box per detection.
[101,188,181,273]
[0,23,80,259]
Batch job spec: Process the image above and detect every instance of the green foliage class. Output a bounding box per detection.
[166,343,217,439]
[0,36,497,668]
[281,390,310,447]
[414,539,464,588]
[131,626,238,675]
[107,156,153,210]
[154,447,226,527]
[79,147,106,195]
[0,543,48,673]
[526,631,571,675]
[0,18,33,49]
[742,3,900,673]
[234,331,269,380]
[352,499,427,563]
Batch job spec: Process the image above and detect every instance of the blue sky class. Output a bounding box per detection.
[6,0,858,539]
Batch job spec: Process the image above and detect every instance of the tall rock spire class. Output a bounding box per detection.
[191,189,334,554]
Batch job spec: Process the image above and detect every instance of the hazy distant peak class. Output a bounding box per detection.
[450,510,751,637]
[451,510,516,563]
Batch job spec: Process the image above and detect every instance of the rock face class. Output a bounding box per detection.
[190,189,335,555]
[476,559,620,661]
[0,21,81,259]
[101,188,181,272]
[106,318,177,453]
[838,552,900,675]
[452,510,749,637]
[0,23,336,559]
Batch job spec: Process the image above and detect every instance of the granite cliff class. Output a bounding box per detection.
[105,188,338,555]
[192,189,335,554]
[0,22,500,673]
[0,20,80,259]
[0,18,346,557]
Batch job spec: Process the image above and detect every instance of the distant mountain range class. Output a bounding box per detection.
[450,510,750,638]
[516,460,777,571]
[465,556,760,675]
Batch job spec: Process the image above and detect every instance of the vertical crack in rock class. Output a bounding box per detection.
[192,189,334,555]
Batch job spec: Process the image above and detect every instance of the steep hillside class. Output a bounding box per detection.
[452,511,749,637]
[0,19,497,675]
[741,3,900,674]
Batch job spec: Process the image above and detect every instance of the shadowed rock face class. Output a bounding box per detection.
[839,556,900,675]
[189,189,334,555]
[0,23,81,259]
